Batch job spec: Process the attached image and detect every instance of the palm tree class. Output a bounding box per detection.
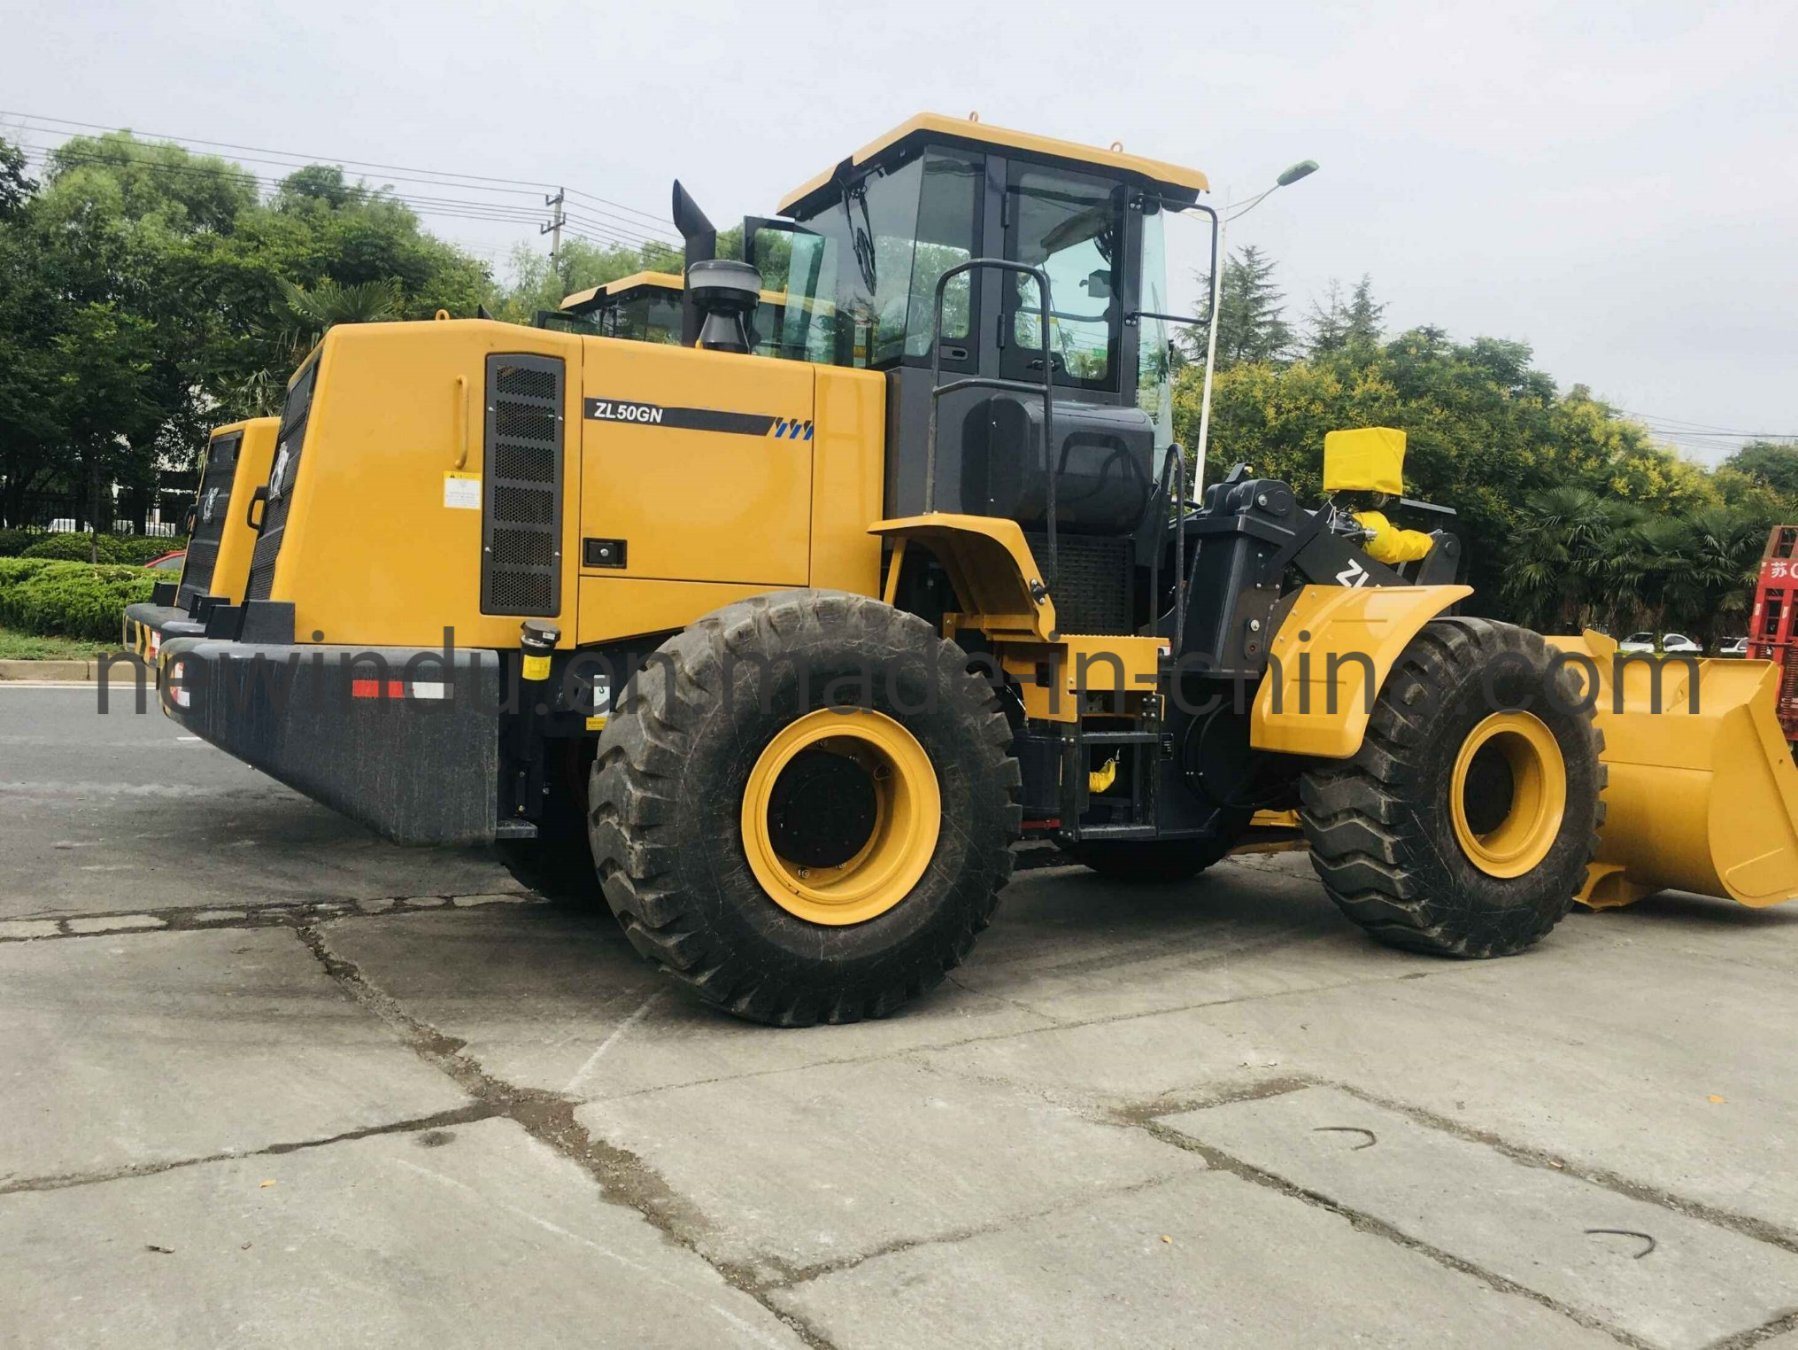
[1579,501,1652,635]
[1680,506,1765,644]
[230,279,410,415]
[281,278,405,347]
[1506,486,1624,631]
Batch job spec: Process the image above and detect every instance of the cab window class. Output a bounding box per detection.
[1002,164,1124,393]
[783,148,982,369]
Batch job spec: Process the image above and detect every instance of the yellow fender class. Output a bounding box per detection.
[871,514,1057,642]
[1549,632,1798,908]
[1251,584,1472,759]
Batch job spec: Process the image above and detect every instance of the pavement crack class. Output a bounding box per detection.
[1708,1306,1798,1349]
[1321,1080,1798,1257]
[1136,1121,1648,1349]
[292,923,841,1350]
[756,1173,1182,1292]
[0,1104,495,1197]
[0,892,543,943]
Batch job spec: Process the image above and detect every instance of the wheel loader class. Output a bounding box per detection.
[549,269,812,362]
[126,416,279,662]
[131,112,1798,1025]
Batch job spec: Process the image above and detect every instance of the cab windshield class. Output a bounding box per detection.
[776,148,981,369]
[603,290,683,344]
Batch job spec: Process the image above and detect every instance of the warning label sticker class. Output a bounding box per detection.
[444,472,481,510]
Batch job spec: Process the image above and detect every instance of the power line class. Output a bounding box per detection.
[1,110,675,228]
[15,143,675,251]
[1620,408,1798,438]
[1,111,677,240]
[18,139,676,247]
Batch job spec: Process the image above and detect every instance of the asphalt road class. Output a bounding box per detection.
[4,684,1798,1348]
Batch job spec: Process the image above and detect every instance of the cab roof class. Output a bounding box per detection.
[558,271,683,313]
[777,113,1209,217]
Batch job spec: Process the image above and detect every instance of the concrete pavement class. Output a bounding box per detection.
[3,685,1797,1347]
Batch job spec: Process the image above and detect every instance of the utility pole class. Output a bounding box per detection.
[541,187,566,284]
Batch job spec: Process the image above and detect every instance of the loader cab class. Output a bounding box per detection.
[553,272,806,360]
[754,114,1207,549]
[554,272,685,343]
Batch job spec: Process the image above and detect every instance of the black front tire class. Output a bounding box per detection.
[589,590,1020,1026]
[1301,617,1603,958]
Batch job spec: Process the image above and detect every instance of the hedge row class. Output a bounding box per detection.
[0,530,186,564]
[0,558,159,643]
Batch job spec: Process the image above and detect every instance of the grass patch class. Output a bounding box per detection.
[0,626,114,661]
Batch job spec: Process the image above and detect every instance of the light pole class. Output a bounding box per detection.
[1193,160,1319,496]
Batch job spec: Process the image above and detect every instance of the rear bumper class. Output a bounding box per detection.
[160,637,503,845]
[123,602,204,661]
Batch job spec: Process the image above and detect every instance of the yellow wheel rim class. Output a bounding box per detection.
[741,708,941,926]
[1449,711,1567,879]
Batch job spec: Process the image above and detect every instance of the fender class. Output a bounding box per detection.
[1251,583,1472,759]
[870,514,1058,642]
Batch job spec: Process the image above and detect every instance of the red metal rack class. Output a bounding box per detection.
[1749,526,1798,744]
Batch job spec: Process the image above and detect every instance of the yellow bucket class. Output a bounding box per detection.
[1548,633,1798,908]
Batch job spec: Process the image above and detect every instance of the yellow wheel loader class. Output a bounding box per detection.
[137,113,1798,1025]
[549,270,811,362]
[126,417,279,662]
[549,271,685,343]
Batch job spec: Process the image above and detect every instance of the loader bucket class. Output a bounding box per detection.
[1548,633,1798,908]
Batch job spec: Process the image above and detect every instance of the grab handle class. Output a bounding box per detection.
[453,375,471,470]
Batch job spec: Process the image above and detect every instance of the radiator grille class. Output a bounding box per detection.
[176,431,242,607]
[244,359,318,602]
[482,354,564,615]
[1025,532,1134,635]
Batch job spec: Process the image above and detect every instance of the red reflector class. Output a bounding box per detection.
[350,679,414,700]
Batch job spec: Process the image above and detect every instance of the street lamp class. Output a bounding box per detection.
[1194,160,1320,496]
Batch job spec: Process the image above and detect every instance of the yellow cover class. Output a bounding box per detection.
[1324,427,1406,497]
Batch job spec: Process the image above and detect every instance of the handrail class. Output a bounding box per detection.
[926,258,1057,595]
[1145,444,1190,655]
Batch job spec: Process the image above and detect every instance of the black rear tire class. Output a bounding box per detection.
[589,590,1019,1026]
[1300,617,1602,958]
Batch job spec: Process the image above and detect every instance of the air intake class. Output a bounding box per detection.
[482,354,565,616]
[688,259,763,354]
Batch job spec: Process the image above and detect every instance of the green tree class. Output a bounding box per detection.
[0,133,498,522]
[488,236,682,326]
[1723,440,1798,498]
[1308,275,1384,356]
[1172,322,1729,614]
[0,139,34,219]
[1185,245,1293,369]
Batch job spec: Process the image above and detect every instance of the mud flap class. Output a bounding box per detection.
[1550,632,1798,908]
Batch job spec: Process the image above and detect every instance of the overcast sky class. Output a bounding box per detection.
[4,0,1794,462]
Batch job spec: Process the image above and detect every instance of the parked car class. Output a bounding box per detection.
[145,549,186,572]
[1619,632,1703,655]
[1718,637,1750,658]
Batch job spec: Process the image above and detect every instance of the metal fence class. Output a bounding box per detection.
[1,488,191,536]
